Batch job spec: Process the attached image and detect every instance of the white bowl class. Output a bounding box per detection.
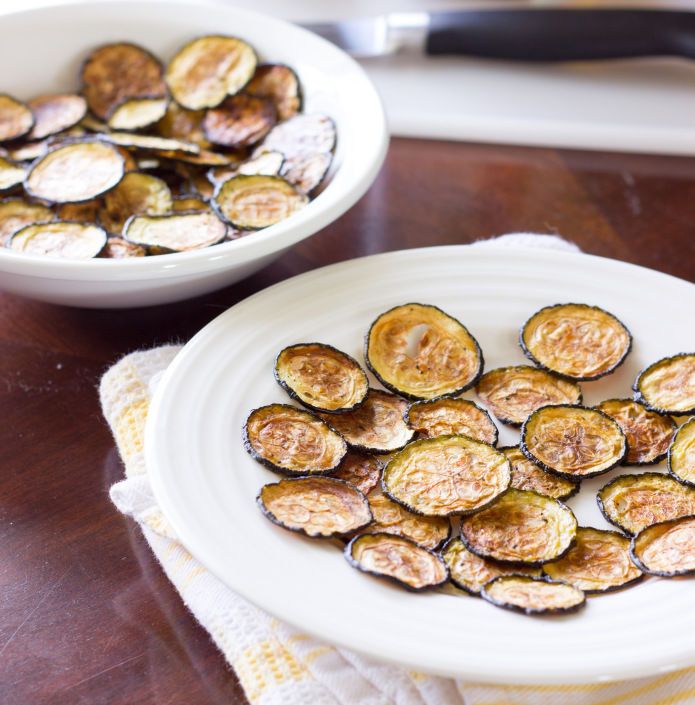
[0,0,387,308]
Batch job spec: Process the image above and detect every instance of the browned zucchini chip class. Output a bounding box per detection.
[383,435,510,517]
[344,533,448,591]
[596,399,676,466]
[81,42,166,120]
[282,152,332,195]
[100,236,146,258]
[260,113,336,158]
[166,149,236,167]
[7,140,49,162]
[0,199,53,246]
[123,211,225,252]
[320,389,414,455]
[633,353,695,415]
[543,527,643,593]
[520,303,632,381]
[100,172,173,233]
[331,451,382,495]
[100,132,200,155]
[107,97,169,131]
[172,195,208,212]
[366,303,483,401]
[597,472,695,535]
[246,64,302,121]
[630,515,695,577]
[521,405,627,480]
[441,537,541,596]
[258,476,371,538]
[27,94,87,140]
[0,158,26,192]
[165,36,257,110]
[244,403,347,475]
[502,446,578,500]
[406,398,498,445]
[212,151,284,184]
[56,199,101,223]
[213,175,307,230]
[669,418,695,486]
[460,489,577,565]
[9,222,106,259]
[202,94,276,148]
[481,576,585,615]
[156,102,210,148]
[274,343,368,413]
[25,141,125,203]
[0,95,34,142]
[476,365,582,427]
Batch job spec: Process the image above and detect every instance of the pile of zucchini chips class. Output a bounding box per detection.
[244,303,695,616]
[0,38,334,258]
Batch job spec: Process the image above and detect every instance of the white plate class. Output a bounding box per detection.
[146,245,695,685]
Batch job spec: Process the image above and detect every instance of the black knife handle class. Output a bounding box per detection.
[426,9,695,61]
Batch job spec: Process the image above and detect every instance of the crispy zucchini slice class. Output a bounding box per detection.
[25,141,125,203]
[81,42,166,120]
[543,527,643,593]
[100,236,146,258]
[56,199,101,223]
[460,489,577,565]
[365,303,483,401]
[166,149,236,167]
[202,94,276,148]
[165,36,257,111]
[0,95,34,142]
[630,515,695,577]
[331,451,382,496]
[502,446,578,500]
[171,195,208,212]
[100,131,200,155]
[258,476,371,538]
[596,398,676,466]
[100,172,173,233]
[406,398,498,445]
[27,94,87,140]
[481,576,585,616]
[633,353,695,415]
[476,365,582,427]
[520,303,632,381]
[441,537,541,596]
[123,211,225,252]
[156,102,210,148]
[7,140,49,163]
[521,405,626,480]
[0,158,26,192]
[206,151,284,187]
[597,472,695,535]
[246,64,302,121]
[9,221,106,259]
[212,175,307,229]
[669,418,695,486]
[260,113,336,158]
[344,533,448,591]
[281,151,332,195]
[274,343,368,414]
[244,403,347,475]
[0,198,53,245]
[107,97,169,131]
[383,435,510,517]
[320,389,414,455]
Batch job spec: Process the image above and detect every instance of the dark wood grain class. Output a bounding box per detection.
[1,138,693,705]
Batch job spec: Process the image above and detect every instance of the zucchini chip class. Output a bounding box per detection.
[100,236,146,258]
[56,199,101,223]
[107,97,169,131]
[520,303,632,381]
[246,64,302,121]
[202,94,276,148]
[521,405,627,480]
[27,94,87,140]
[7,140,49,163]
[257,476,371,539]
[344,533,448,591]
[81,42,166,120]
[260,113,336,158]
[25,141,125,203]
[0,95,34,142]
[171,195,208,212]
[543,527,643,593]
[331,451,382,496]
[630,515,695,577]
[166,149,236,167]
[206,150,284,187]
[123,211,225,252]
[460,489,577,565]
[9,222,106,259]
[476,365,582,427]
[406,398,498,445]
[100,132,200,156]
[481,576,586,616]
[633,353,695,415]
[502,446,578,501]
[274,343,368,413]
[282,152,332,195]
[244,403,347,475]
[100,172,173,233]
[383,435,510,517]
[0,198,53,245]
[156,102,211,148]
[365,303,483,401]
[165,36,257,111]
[0,158,26,192]
[320,389,414,455]
[597,472,695,535]
[596,399,676,466]
[213,175,307,230]
[441,537,541,596]
[669,418,695,486]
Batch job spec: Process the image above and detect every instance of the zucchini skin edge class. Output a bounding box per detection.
[668,418,695,488]
[481,575,587,616]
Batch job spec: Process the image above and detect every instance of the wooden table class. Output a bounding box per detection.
[2,138,694,705]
